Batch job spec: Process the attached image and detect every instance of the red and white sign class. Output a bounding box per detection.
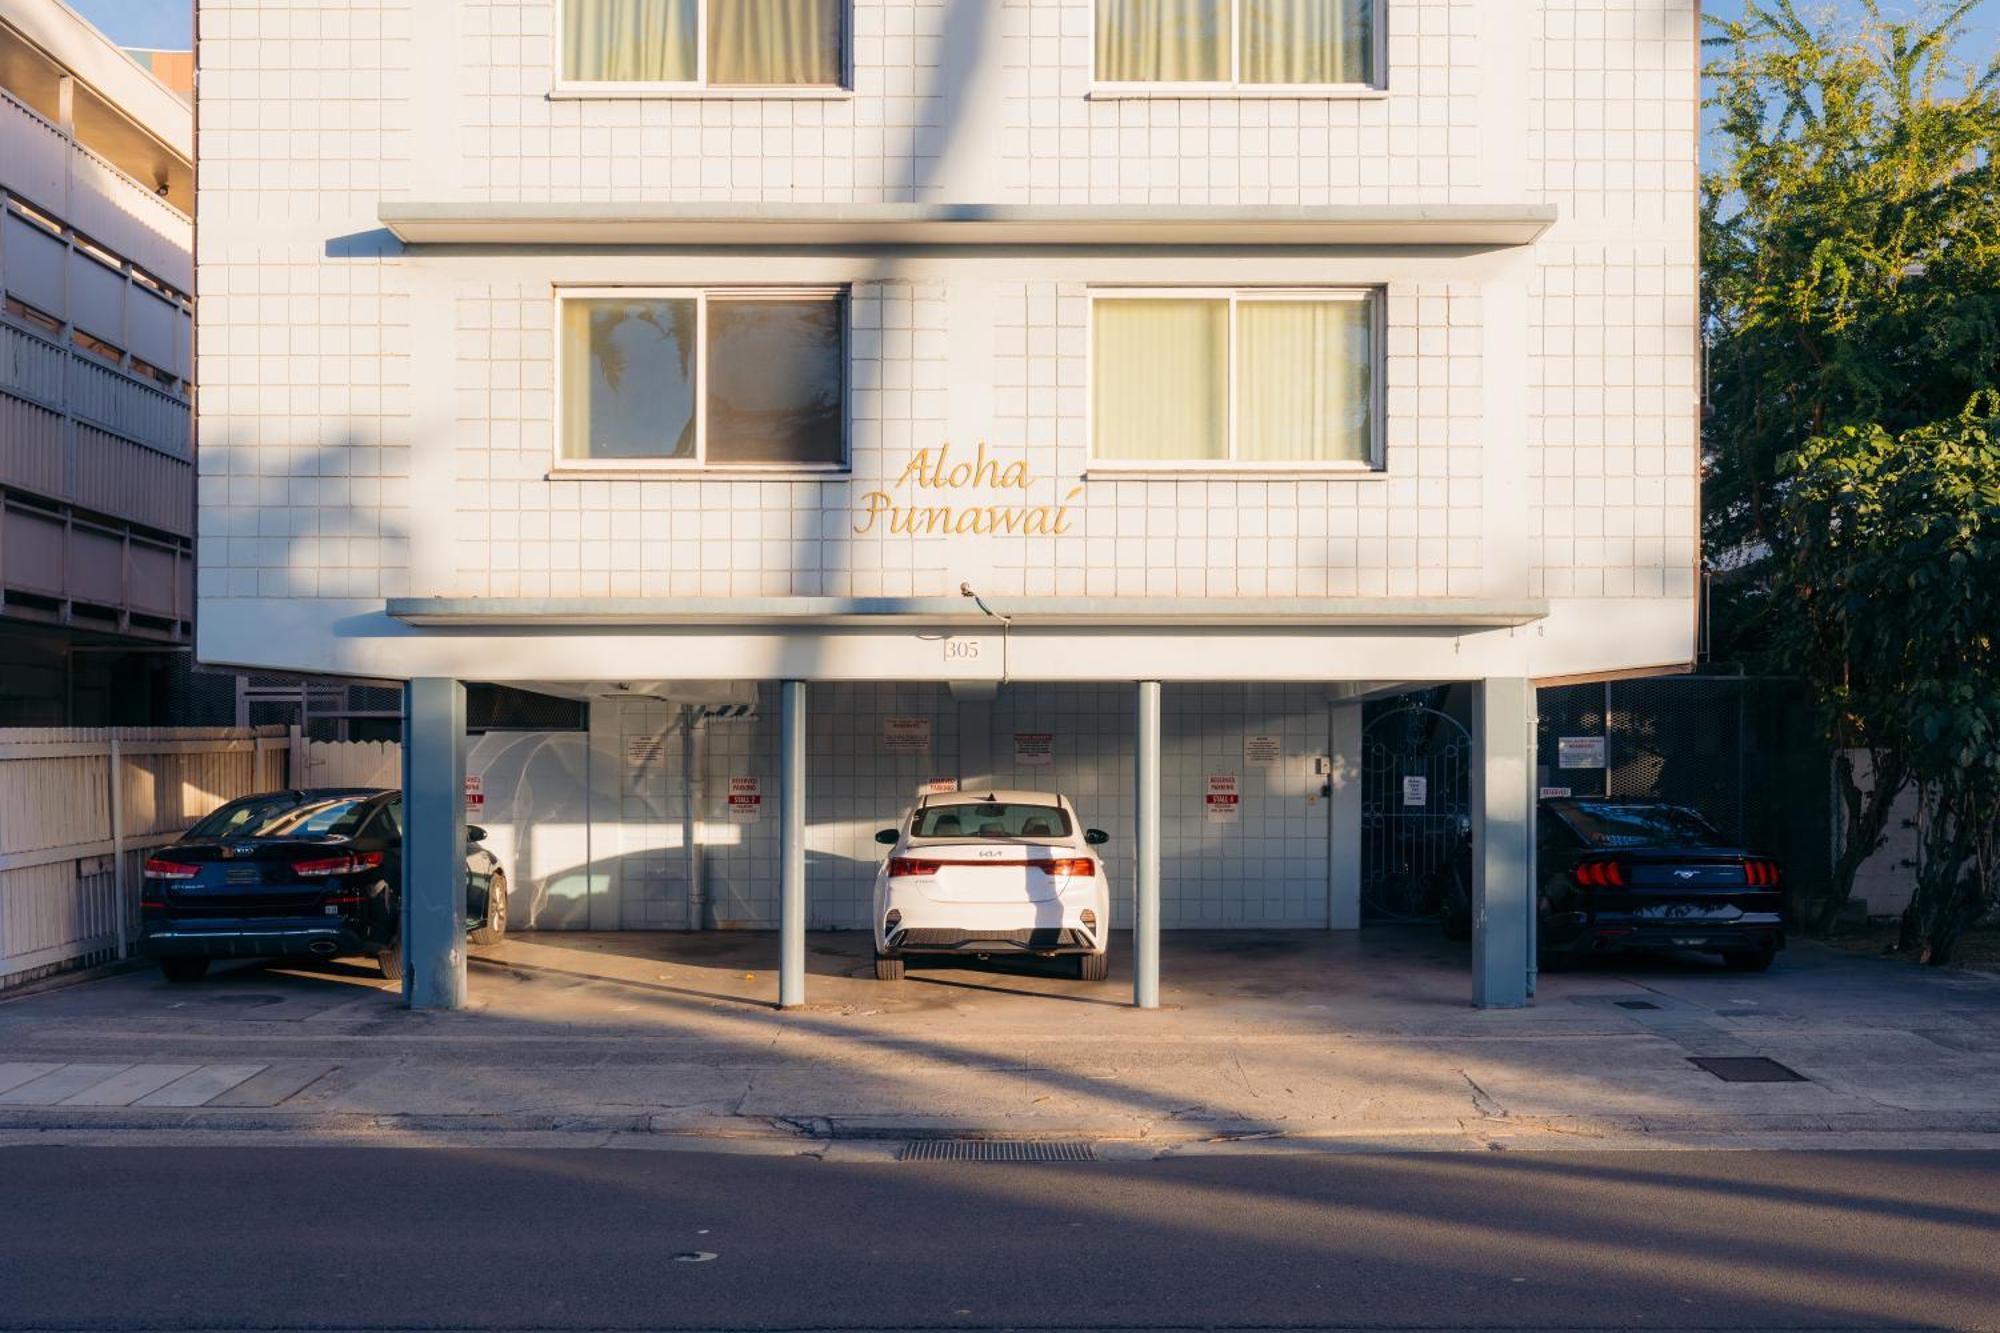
[1205,774,1240,825]
[922,777,960,794]
[727,776,762,824]
[464,775,485,814]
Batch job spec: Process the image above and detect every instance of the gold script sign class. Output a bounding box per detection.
[854,442,1084,536]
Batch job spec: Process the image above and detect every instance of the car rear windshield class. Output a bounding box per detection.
[912,802,1073,839]
[186,793,308,839]
[189,796,374,841]
[1557,802,1726,849]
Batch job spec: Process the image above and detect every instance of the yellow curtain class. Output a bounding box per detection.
[1241,0,1371,84]
[1093,299,1229,462]
[563,0,697,82]
[1236,301,1373,463]
[1095,0,1229,82]
[709,0,844,85]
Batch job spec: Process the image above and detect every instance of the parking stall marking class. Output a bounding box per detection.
[133,1064,268,1108]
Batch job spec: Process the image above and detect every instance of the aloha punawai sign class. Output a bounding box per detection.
[854,443,1084,536]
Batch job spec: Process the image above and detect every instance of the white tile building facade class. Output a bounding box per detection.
[194,0,1699,1008]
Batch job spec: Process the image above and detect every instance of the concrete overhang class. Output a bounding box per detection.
[386,596,1550,630]
[376,202,1560,249]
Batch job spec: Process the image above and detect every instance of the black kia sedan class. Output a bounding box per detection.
[139,788,507,983]
[1442,797,1786,971]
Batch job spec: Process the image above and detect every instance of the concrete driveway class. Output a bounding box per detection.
[2,930,1998,1152]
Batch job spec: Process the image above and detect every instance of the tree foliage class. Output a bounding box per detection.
[1703,1,2000,951]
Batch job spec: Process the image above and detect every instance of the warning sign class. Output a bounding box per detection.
[1243,735,1281,768]
[1558,735,1607,769]
[1013,732,1054,767]
[464,775,485,815]
[625,734,665,768]
[1205,774,1240,825]
[726,776,761,824]
[1402,776,1428,808]
[883,717,932,755]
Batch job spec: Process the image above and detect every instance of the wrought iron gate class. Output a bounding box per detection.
[1361,702,1472,923]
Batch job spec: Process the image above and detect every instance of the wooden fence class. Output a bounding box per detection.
[0,727,292,988]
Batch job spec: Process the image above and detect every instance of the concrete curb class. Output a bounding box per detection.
[6,1105,2000,1148]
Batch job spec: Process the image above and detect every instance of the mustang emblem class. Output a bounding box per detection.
[1674,869,1698,880]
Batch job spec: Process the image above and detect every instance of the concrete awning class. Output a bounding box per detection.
[376,202,1559,249]
[385,596,1550,629]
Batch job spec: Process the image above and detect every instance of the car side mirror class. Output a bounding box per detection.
[875,828,900,845]
[1085,828,1109,846]
[466,825,488,843]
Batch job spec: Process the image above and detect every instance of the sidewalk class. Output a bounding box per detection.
[3,930,1998,1155]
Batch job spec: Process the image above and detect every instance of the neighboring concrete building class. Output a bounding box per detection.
[0,0,194,722]
[195,1,1700,1010]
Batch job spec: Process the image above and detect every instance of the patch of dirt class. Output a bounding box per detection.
[1817,921,2000,971]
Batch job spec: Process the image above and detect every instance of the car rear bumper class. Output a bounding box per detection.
[885,926,1099,955]
[1543,916,1786,956]
[139,919,376,960]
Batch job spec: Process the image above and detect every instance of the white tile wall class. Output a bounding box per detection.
[194,0,1702,634]
[590,682,1333,931]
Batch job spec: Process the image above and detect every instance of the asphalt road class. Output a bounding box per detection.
[0,1148,1994,1332]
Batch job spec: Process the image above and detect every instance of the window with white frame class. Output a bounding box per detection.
[558,289,847,467]
[560,0,845,87]
[1091,290,1380,468]
[1094,0,1378,88]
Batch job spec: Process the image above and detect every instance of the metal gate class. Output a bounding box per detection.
[1362,702,1472,923]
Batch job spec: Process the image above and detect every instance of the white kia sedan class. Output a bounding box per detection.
[870,789,1111,981]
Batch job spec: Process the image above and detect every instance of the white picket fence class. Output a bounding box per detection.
[297,738,401,789]
[0,727,292,988]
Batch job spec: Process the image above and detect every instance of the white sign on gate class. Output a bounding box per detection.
[1558,735,1607,769]
[1401,776,1428,808]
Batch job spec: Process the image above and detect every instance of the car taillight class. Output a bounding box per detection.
[142,858,199,880]
[1575,859,1625,888]
[1743,858,1781,886]
[887,857,941,878]
[295,851,386,878]
[1043,858,1097,877]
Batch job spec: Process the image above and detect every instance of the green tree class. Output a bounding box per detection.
[1785,405,2000,961]
[1703,0,2000,938]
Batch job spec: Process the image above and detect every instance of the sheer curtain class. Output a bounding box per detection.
[1241,0,1370,83]
[709,0,844,85]
[561,299,698,459]
[564,0,697,81]
[1095,0,1229,82]
[1236,300,1373,464]
[1093,299,1229,461]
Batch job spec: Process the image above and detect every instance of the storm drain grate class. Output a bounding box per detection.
[1614,1000,1662,1010]
[1689,1056,1807,1083]
[898,1140,1097,1162]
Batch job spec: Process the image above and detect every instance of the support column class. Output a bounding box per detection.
[778,679,807,1009]
[1472,676,1535,1008]
[403,677,467,1010]
[1327,703,1363,930]
[1134,680,1162,1009]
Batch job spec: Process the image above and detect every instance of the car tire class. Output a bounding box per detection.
[470,872,508,945]
[874,953,905,981]
[159,958,209,984]
[1078,952,1110,982]
[377,942,404,983]
[1722,948,1775,973]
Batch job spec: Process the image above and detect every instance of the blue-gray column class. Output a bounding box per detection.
[1472,676,1535,1008]
[402,677,467,1010]
[778,679,806,1009]
[1134,680,1162,1009]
